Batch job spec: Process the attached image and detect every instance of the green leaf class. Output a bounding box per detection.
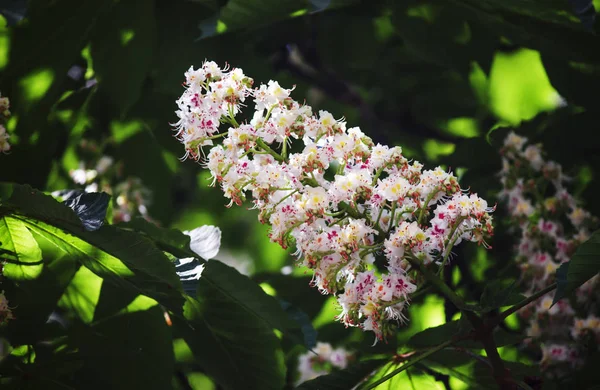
[408,321,463,349]
[201,260,297,332]
[177,291,286,389]
[3,228,80,345]
[118,217,194,258]
[19,217,183,313]
[408,320,525,349]
[453,0,600,64]
[424,349,539,389]
[199,0,360,39]
[71,306,175,390]
[58,266,104,324]
[554,229,600,304]
[1,0,111,139]
[0,216,43,280]
[422,350,495,390]
[90,0,157,114]
[219,0,306,32]
[0,183,184,312]
[363,365,446,390]
[479,279,525,312]
[0,183,83,231]
[253,274,327,320]
[296,359,387,389]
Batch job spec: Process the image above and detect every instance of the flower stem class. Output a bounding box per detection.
[406,255,466,310]
[417,190,439,225]
[492,282,557,327]
[256,138,284,162]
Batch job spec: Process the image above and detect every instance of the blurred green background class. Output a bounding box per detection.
[1,0,600,387]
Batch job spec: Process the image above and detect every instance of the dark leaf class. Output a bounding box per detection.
[62,191,110,231]
[479,279,525,312]
[0,0,27,26]
[281,299,318,349]
[408,319,525,349]
[90,0,157,114]
[71,306,175,390]
[554,229,600,304]
[408,321,463,349]
[201,260,297,332]
[253,273,327,320]
[20,218,184,313]
[568,0,596,31]
[177,292,286,389]
[0,183,83,231]
[1,0,111,140]
[296,359,387,389]
[118,217,194,258]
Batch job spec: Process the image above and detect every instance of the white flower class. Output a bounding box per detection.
[0,125,10,153]
[172,61,497,340]
[185,225,222,260]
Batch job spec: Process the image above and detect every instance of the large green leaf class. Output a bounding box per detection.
[78,225,183,294]
[201,260,297,332]
[0,183,83,231]
[296,359,387,389]
[0,183,183,311]
[361,364,446,390]
[178,286,287,389]
[554,229,600,304]
[16,217,183,313]
[2,228,80,346]
[0,216,43,280]
[58,266,105,324]
[118,217,194,258]
[70,306,175,390]
[422,350,496,390]
[90,0,157,114]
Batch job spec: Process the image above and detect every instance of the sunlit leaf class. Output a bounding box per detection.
[0,216,43,280]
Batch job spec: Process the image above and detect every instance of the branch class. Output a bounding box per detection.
[407,255,515,388]
[406,256,466,310]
